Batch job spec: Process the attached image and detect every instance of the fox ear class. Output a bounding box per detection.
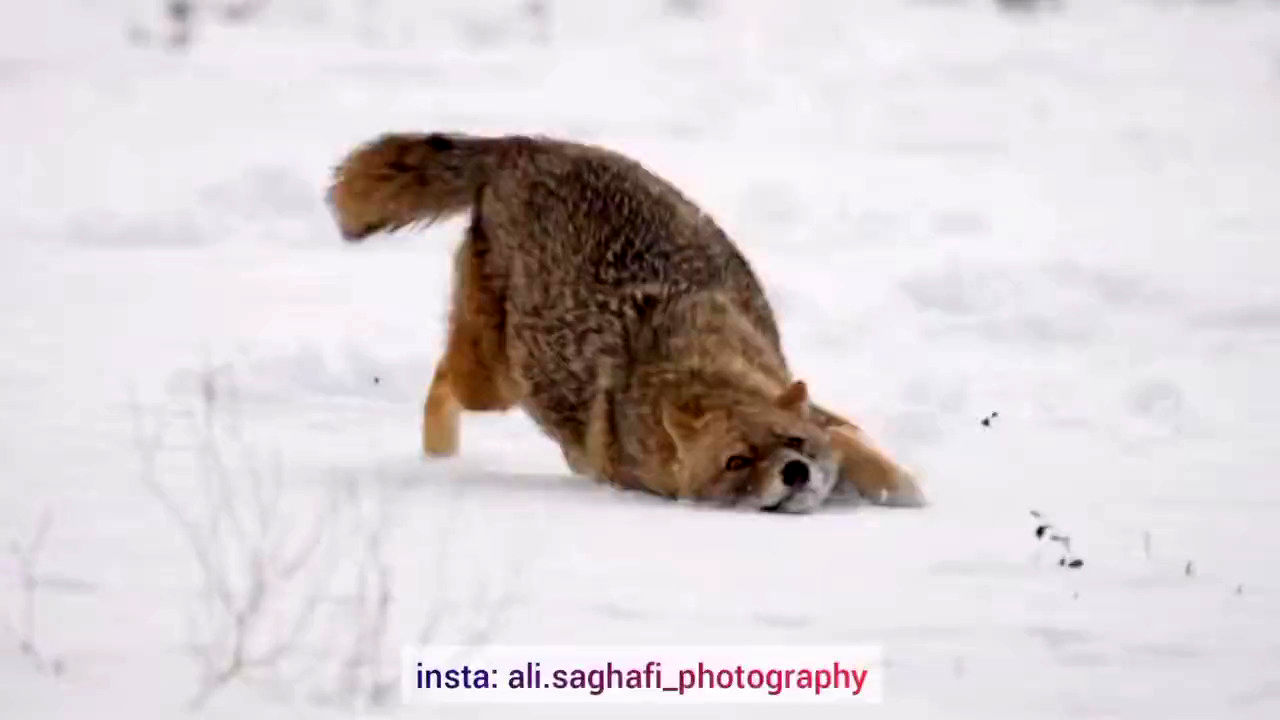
[775,380,809,413]
[662,402,708,455]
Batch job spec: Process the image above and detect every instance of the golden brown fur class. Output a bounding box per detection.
[327,132,924,511]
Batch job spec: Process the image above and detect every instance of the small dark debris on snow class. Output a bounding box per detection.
[1185,561,1195,578]
[1032,510,1084,570]
[980,411,1000,427]
[373,376,381,385]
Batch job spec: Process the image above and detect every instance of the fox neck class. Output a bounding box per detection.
[659,291,790,396]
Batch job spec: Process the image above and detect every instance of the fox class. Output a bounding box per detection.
[326,132,924,513]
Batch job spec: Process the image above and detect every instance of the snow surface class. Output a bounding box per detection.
[2,0,1279,717]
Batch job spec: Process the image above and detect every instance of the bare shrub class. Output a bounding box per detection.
[5,510,66,676]
[131,375,348,708]
[134,366,529,710]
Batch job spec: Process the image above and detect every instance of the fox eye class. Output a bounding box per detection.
[783,436,806,450]
[724,455,754,472]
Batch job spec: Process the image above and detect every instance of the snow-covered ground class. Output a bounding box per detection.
[2,0,1279,717]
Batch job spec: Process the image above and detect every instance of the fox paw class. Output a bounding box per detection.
[876,470,927,507]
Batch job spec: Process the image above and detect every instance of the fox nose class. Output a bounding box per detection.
[781,460,809,488]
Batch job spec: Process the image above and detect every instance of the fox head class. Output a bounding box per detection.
[661,380,839,513]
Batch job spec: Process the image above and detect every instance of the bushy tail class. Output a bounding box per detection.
[326,132,504,241]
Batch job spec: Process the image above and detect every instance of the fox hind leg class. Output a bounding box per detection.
[424,362,462,456]
[423,218,521,457]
